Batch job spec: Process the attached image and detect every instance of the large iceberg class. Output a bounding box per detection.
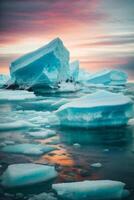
[52,180,128,199]
[55,90,133,127]
[1,163,57,187]
[0,74,9,88]
[70,60,79,81]
[84,69,127,85]
[10,38,70,89]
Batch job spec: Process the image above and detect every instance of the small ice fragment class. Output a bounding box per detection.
[90,162,102,168]
[73,143,81,148]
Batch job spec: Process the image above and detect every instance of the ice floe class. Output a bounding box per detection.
[28,129,56,139]
[52,180,128,199]
[1,143,57,155]
[1,163,57,187]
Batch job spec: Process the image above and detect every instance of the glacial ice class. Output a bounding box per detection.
[0,74,9,87]
[70,60,79,81]
[1,163,57,187]
[52,180,128,199]
[2,143,57,155]
[85,69,127,85]
[10,38,70,89]
[28,129,56,139]
[56,90,133,127]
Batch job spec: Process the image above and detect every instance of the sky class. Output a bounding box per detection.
[0,0,134,79]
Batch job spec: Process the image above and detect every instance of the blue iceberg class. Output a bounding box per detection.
[10,38,70,89]
[1,163,57,187]
[56,90,133,128]
[85,69,127,85]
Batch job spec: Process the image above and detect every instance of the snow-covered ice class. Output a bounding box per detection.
[52,180,128,199]
[10,38,70,89]
[70,60,79,81]
[1,163,58,187]
[2,143,57,155]
[85,69,127,86]
[56,90,133,127]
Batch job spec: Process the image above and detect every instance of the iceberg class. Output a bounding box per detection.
[2,143,57,155]
[85,69,127,85]
[52,180,128,200]
[0,74,9,88]
[10,38,70,89]
[1,163,57,187]
[70,60,79,81]
[56,90,133,127]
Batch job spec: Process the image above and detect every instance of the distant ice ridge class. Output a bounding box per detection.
[10,38,70,89]
[52,180,129,199]
[56,90,133,127]
[1,163,57,187]
[0,74,10,88]
[84,69,127,86]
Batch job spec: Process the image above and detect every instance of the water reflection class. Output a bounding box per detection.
[58,125,134,146]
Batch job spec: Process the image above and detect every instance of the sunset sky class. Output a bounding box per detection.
[0,0,134,79]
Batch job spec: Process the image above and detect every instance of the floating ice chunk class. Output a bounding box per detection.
[0,74,10,87]
[56,90,133,127]
[0,89,36,101]
[10,38,70,89]
[28,129,56,139]
[0,120,37,131]
[1,163,57,187]
[85,69,127,85]
[70,61,79,81]
[90,162,102,168]
[52,180,128,200]
[2,143,57,155]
